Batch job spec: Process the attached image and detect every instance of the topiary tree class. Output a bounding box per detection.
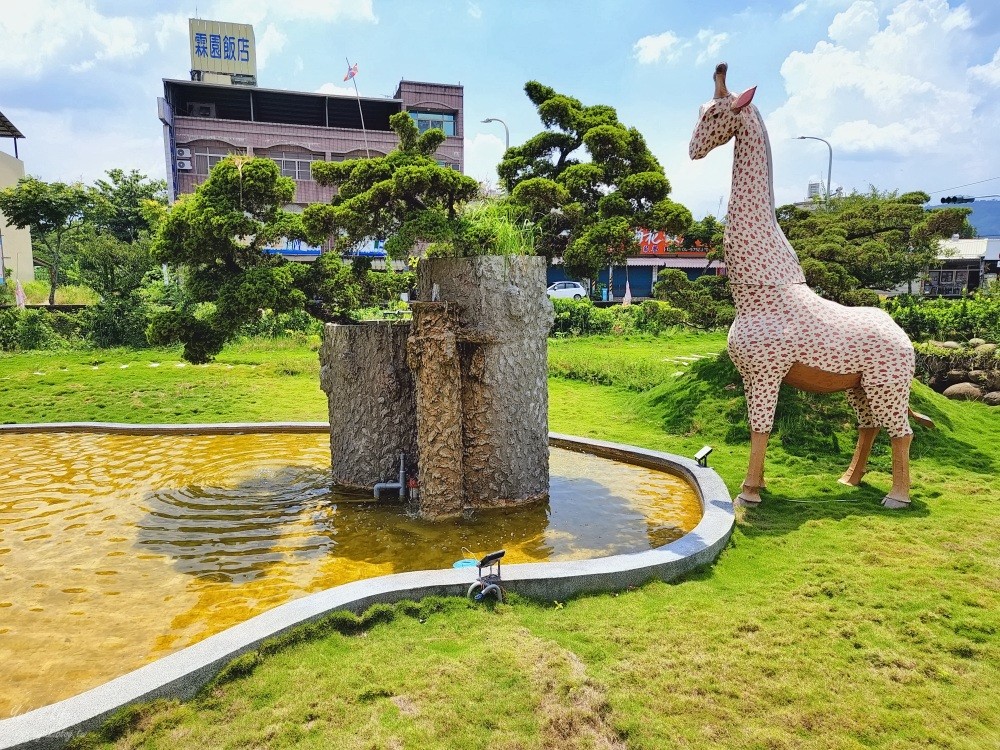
[150,156,309,362]
[498,82,692,284]
[777,188,973,303]
[304,112,480,259]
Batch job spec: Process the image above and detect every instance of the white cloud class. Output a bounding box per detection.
[695,30,729,66]
[634,28,728,66]
[828,1,878,49]
[207,0,377,25]
[634,31,683,65]
[7,108,164,186]
[782,2,809,22]
[767,0,982,160]
[464,132,506,187]
[468,2,483,20]
[256,23,287,70]
[316,82,357,96]
[0,1,147,76]
[969,47,1000,87]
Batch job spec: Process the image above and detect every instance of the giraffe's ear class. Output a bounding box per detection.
[732,86,757,113]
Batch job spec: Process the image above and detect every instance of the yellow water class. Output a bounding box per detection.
[0,433,701,717]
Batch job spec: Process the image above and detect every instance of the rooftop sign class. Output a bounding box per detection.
[188,19,256,80]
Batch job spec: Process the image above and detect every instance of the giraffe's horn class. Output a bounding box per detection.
[714,62,730,99]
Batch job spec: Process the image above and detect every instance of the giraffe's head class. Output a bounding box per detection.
[689,63,757,160]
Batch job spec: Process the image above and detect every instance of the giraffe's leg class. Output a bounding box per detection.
[738,430,770,505]
[737,373,783,506]
[840,386,879,486]
[883,433,912,508]
[865,380,914,508]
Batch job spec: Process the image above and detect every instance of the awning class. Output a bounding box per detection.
[627,257,723,269]
[0,109,25,139]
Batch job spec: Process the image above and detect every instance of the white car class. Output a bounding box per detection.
[546,281,587,300]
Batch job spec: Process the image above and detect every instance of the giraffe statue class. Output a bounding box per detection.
[688,63,932,509]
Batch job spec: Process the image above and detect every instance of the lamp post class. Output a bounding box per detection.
[796,135,832,205]
[481,117,509,151]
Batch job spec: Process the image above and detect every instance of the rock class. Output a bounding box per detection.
[968,338,987,347]
[983,391,1000,407]
[927,373,948,393]
[945,369,969,385]
[940,341,962,350]
[943,382,984,401]
[973,343,997,356]
[968,369,991,386]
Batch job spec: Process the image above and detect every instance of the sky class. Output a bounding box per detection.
[1,0,1000,220]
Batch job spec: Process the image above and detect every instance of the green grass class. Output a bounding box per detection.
[0,336,327,424]
[2,333,996,749]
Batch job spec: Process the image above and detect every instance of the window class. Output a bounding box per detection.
[435,160,461,171]
[410,111,456,136]
[193,145,245,175]
[264,150,321,180]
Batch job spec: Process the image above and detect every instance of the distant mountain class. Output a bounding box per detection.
[929,199,1000,237]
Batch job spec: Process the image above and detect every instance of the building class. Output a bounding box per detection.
[547,228,724,300]
[158,78,465,210]
[157,21,464,264]
[0,109,34,283]
[924,237,1000,296]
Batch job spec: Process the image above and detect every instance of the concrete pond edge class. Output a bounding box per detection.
[0,423,734,750]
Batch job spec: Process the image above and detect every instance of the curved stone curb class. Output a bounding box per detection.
[0,425,733,750]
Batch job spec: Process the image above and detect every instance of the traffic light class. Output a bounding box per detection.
[941,196,975,203]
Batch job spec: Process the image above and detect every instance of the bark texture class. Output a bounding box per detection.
[319,323,417,490]
[417,256,554,509]
[406,303,466,518]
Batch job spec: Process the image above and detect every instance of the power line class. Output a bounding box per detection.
[927,176,1000,195]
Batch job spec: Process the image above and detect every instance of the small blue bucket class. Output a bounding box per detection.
[452,558,478,569]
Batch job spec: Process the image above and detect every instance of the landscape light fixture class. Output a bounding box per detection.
[481,117,509,151]
[796,135,833,205]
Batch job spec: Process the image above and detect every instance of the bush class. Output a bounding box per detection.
[640,299,686,333]
[550,298,685,337]
[0,308,18,351]
[14,309,61,350]
[238,308,324,338]
[884,294,1000,343]
[85,297,153,348]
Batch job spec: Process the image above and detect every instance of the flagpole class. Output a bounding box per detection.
[346,57,370,158]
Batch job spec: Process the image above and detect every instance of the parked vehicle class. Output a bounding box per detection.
[546,281,586,300]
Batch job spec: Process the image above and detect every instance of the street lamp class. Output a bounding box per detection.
[796,135,833,205]
[481,117,509,151]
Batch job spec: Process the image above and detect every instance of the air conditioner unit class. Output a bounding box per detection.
[177,159,193,171]
[187,102,216,118]
[175,147,192,159]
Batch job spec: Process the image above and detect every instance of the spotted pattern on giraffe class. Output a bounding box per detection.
[689,88,916,440]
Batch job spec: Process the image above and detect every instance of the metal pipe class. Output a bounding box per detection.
[373,453,405,500]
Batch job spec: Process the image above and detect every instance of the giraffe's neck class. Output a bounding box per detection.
[725,106,805,287]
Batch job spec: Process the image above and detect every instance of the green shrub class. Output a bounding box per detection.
[85,298,153,348]
[14,309,61,350]
[0,308,18,350]
[885,294,1000,343]
[640,299,686,333]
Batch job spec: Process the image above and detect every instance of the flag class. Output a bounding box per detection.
[343,63,358,81]
[14,279,27,309]
[622,278,632,306]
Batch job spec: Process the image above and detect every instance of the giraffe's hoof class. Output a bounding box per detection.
[881,496,910,509]
[838,473,863,487]
[736,492,762,507]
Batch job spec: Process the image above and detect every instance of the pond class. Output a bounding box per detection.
[0,431,701,717]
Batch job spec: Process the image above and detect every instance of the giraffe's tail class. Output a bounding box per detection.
[909,407,935,430]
